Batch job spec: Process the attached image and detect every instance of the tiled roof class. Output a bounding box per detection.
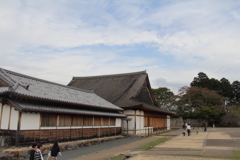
[68,71,175,115]
[0,68,123,111]
[68,71,148,104]
[9,99,126,118]
[0,87,8,93]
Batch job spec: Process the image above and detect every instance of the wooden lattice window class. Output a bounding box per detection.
[109,118,115,126]
[144,117,148,127]
[94,117,101,126]
[41,114,57,127]
[83,116,93,126]
[59,115,72,126]
[72,115,83,126]
[102,117,109,126]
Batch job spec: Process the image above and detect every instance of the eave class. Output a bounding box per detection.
[122,104,175,115]
[1,91,123,112]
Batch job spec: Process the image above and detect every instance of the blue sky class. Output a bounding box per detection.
[1,0,240,94]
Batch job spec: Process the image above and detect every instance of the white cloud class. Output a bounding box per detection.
[0,0,240,95]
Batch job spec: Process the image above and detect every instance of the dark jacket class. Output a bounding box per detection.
[51,146,60,157]
[29,149,35,160]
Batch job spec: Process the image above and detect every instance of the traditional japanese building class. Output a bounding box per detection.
[68,71,175,135]
[0,68,126,146]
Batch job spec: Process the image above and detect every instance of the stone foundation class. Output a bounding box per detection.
[0,136,124,160]
[170,117,184,128]
[171,117,205,128]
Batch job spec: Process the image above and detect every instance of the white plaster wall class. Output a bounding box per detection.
[127,116,135,130]
[136,110,141,115]
[58,126,71,129]
[123,110,135,134]
[41,127,56,129]
[123,110,147,135]
[135,110,144,134]
[21,112,40,130]
[99,126,110,128]
[1,104,10,129]
[122,115,135,134]
[116,118,121,127]
[136,115,144,134]
[10,109,18,130]
[140,114,144,134]
[167,115,170,129]
[123,110,135,115]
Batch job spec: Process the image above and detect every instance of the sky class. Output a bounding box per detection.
[0,0,240,94]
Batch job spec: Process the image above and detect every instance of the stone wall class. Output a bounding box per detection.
[170,117,184,128]
[183,119,205,128]
[0,136,124,160]
[171,117,206,128]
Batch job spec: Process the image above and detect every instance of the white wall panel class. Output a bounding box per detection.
[167,115,170,129]
[136,110,142,115]
[1,104,10,129]
[21,112,40,130]
[0,102,2,128]
[10,109,18,130]
[123,110,135,115]
[116,118,121,127]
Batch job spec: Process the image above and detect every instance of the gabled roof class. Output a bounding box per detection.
[0,68,123,112]
[68,71,175,115]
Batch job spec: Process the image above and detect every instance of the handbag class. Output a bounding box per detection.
[48,157,56,160]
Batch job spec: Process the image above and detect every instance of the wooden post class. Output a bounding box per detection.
[56,115,59,141]
[0,103,4,129]
[115,126,116,136]
[8,106,12,130]
[127,121,129,135]
[16,112,22,147]
[108,118,110,136]
[121,118,123,136]
[148,117,150,136]
[134,110,136,135]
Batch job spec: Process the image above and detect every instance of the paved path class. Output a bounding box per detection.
[129,155,229,160]
[59,136,146,160]
[57,128,240,160]
[69,136,160,160]
[128,127,240,160]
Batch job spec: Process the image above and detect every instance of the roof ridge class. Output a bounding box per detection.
[0,68,94,94]
[0,68,16,86]
[72,70,147,80]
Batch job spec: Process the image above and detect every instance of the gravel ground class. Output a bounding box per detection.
[49,136,146,160]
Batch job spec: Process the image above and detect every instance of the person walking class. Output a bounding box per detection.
[204,122,208,132]
[34,143,47,160]
[29,143,37,160]
[186,124,191,136]
[182,124,186,136]
[48,141,62,160]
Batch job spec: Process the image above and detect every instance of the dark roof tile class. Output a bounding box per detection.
[0,68,123,111]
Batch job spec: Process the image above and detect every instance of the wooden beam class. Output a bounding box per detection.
[8,105,12,130]
[15,111,22,146]
[134,110,136,134]
[0,103,3,129]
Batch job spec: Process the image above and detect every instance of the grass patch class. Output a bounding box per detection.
[110,154,126,160]
[187,155,234,159]
[165,155,237,159]
[159,151,240,160]
[233,150,240,159]
[135,137,170,150]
